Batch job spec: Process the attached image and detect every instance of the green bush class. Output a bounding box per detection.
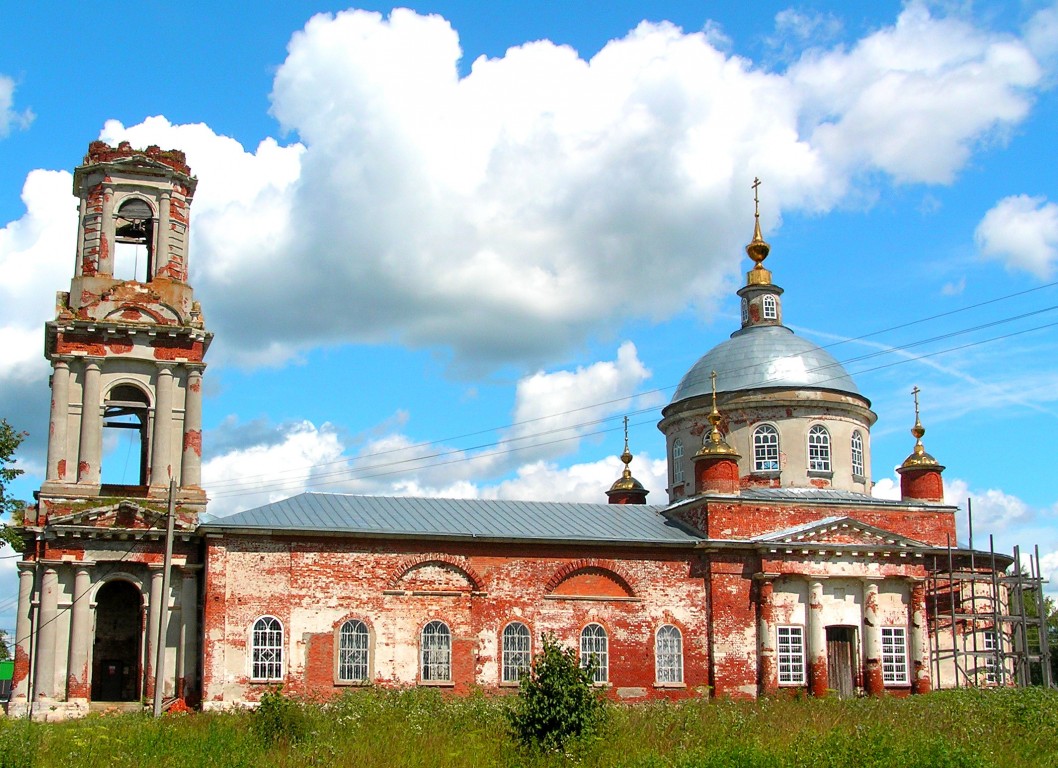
[250,687,309,746]
[507,633,606,752]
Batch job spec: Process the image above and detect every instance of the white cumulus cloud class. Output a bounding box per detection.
[0,75,33,137]
[975,194,1058,279]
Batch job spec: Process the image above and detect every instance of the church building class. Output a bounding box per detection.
[7,143,1012,719]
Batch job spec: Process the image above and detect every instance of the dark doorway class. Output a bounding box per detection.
[91,580,143,702]
[826,626,857,699]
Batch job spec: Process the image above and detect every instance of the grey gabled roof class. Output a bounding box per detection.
[200,492,700,546]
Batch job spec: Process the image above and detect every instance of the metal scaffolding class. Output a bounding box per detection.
[926,505,1053,689]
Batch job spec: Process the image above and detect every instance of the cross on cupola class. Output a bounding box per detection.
[737,178,785,331]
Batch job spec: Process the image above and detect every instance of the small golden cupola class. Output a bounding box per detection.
[896,387,945,502]
[607,417,649,505]
[737,178,784,330]
[692,371,741,495]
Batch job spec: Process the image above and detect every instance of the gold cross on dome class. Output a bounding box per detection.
[912,386,921,418]
[752,177,761,218]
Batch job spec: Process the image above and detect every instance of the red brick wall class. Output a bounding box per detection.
[201,536,712,705]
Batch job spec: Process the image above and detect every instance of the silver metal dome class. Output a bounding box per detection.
[671,325,861,404]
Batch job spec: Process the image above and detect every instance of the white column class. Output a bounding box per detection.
[181,368,203,487]
[46,359,71,482]
[146,565,164,699]
[177,567,199,699]
[100,185,115,275]
[35,567,59,699]
[808,579,827,697]
[909,580,930,693]
[863,579,883,695]
[156,191,171,279]
[12,564,35,702]
[150,365,173,487]
[66,565,93,699]
[77,360,102,485]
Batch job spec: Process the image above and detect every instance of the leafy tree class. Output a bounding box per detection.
[0,628,10,661]
[508,633,606,752]
[0,418,27,552]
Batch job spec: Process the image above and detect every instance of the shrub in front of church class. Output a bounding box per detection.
[507,633,606,752]
[251,686,310,746]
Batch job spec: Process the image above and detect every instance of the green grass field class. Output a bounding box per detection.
[2,687,1056,768]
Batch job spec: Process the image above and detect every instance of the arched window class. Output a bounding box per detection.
[655,625,683,684]
[808,425,831,472]
[113,197,155,282]
[101,383,150,487]
[672,439,685,485]
[251,616,283,681]
[421,620,451,682]
[337,619,370,683]
[851,430,865,478]
[580,623,608,683]
[502,622,532,683]
[762,294,777,320]
[753,425,780,472]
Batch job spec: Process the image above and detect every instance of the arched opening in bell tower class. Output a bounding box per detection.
[113,198,155,283]
[101,384,150,489]
[90,579,143,702]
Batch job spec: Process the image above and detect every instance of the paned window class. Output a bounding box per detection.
[753,425,780,472]
[740,298,749,324]
[762,294,778,320]
[777,626,805,685]
[655,625,684,684]
[983,630,999,684]
[251,616,283,681]
[851,430,865,477]
[807,425,831,472]
[881,627,909,685]
[580,624,608,683]
[337,619,370,683]
[421,620,452,682]
[672,439,685,485]
[502,622,532,683]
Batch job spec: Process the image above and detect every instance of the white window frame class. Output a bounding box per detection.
[753,424,780,472]
[881,626,909,685]
[502,622,532,684]
[251,616,283,682]
[580,623,609,683]
[807,425,831,473]
[655,625,684,685]
[851,430,865,478]
[777,625,805,685]
[421,620,452,683]
[762,294,778,320]
[740,298,749,324]
[983,630,999,685]
[336,618,371,684]
[672,438,685,485]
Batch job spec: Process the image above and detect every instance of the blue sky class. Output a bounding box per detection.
[2,1,1058,634]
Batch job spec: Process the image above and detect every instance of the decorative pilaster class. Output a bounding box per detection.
[99,184,115,275]
[77,359,102,485]
[862,579,883,695]
[808,579,828,697]
[150,365,174,487]
[46,359,71,482]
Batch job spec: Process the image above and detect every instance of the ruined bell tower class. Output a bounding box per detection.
[38,141,211,510]
[11,142,211,717]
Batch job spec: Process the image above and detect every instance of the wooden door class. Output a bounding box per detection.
[826,627,856,698]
